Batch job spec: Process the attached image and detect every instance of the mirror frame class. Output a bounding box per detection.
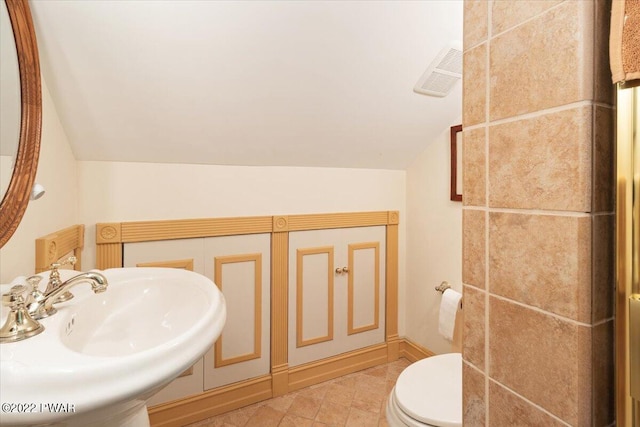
[0,0,42,248]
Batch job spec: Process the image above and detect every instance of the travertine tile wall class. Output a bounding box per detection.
[461,1,615,426]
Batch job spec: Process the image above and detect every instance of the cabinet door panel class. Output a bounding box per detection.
[348,242,380,335]
[203,234,271,390]
[124,238,206,405]
[296,247,334,347]
[289,227,385,367]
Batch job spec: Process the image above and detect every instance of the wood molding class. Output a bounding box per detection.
[271,232,289,395]
[287,211,390,231]
[385,224,399,361]
[120,216,272,243]
[148,375,272,427]
[271,364,289,397]
[136,258,194,271]
[96,242,123,270]
[214,253,262,368]
[388,211,399,225]
[287,343,388,392]
[96,222,122,244]
[399,338,435,363]
[35,224,84,273]
[347,242,380,335]
[273,216,289,232]
[296,246,334,348]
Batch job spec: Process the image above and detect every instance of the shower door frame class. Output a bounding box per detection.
[616,83,640,427]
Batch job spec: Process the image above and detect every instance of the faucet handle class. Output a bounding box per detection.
[50,255,77,270]
[0,284,44,343]
[25,275,43,291]
[2,284,31,308]
[46,256,77,303]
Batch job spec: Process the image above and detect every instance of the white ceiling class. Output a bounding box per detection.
[30,0,462,170]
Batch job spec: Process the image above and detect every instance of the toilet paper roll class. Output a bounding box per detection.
[438,288,462,341]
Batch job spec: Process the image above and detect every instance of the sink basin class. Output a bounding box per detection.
[0,267,226,427]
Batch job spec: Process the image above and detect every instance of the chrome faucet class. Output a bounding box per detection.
[1,270,109,343]
[0,282,44,343]
[30,271,108,319]
[44,256,78,302]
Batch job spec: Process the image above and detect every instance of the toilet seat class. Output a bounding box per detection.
[387,353,462,427]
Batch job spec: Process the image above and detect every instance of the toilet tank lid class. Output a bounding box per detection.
[394,352,462,427]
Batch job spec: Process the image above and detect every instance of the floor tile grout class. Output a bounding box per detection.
[185,358,411,427]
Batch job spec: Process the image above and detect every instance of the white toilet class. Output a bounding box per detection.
[386,352,462,427]
[387,288,463,427]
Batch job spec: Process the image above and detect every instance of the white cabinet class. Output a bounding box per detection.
[288,226,386,367]
[123,233,271,405]
[202,234,271,390]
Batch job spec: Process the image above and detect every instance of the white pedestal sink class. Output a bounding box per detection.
[0,268,226,427]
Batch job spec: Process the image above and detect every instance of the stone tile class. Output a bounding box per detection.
[593,106,615,213]
[462,209,486,289]
[489,297,592,425]
[353,386,387,404]
[490,1,593,121]
[244,406,285,427]
[297,383,330,401]
[489,212,592,322]
[463,362,485,426]
[221,408,252,426]
[315,400,350,425]
[489,381,566,427]
[594,0,614,104]
[323,382,356,405]
[462,285,485,371]
[462,127,486,207]
[491,0,564,35]
[464,0,488,50]
[351,396,382,415]
[287,395,322,420]
[264,394,296,413]
[279,414,314,427]
[592,321,615,426]
[362,365,388,378]
[345,407,379,427]
[463,43,487,127]
[488,107,592,212]
[592,214,614,322]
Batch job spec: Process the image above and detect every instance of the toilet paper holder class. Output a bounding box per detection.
[435,281,462,308]
[435,281,451,293]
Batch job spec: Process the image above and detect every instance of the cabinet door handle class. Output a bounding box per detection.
[342,267,349,274]
[335,268,343,275]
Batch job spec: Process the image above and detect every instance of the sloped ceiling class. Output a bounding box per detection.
[30,0,462,170]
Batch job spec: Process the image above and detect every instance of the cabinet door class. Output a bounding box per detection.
[288,226,386,367]
[203,233,271,390]
[123,238,206,405]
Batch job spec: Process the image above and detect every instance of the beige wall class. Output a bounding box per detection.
[461,1,614,425]
[0,79,78,282]
[405,124,463,354]
[76,162,408,335]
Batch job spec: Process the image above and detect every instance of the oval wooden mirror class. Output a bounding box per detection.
[0,0,42,248]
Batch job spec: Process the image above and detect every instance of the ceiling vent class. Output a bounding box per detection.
[413,42,462,97]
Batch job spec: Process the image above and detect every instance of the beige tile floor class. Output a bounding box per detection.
[186,358,411,427]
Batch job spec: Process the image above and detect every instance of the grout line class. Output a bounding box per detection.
[489,1,568,41]
[489,293,595,328]
[462,206,593,217]
[487,378,572,426]
[593,316,615,327]
[484,3,492,425]
[464,100,597,132]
